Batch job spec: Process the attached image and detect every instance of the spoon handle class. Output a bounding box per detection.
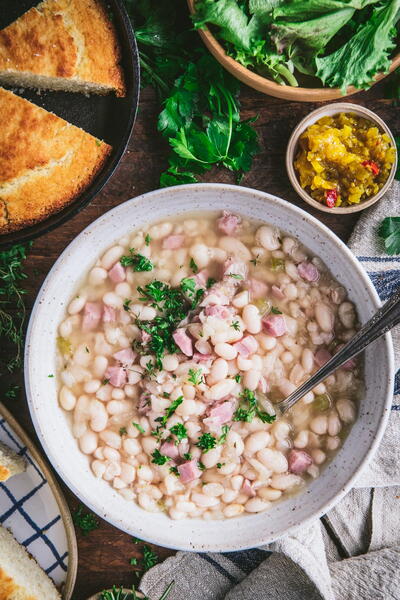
[278,287,400,415]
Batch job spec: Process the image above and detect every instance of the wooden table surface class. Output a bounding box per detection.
[2,77,399,599]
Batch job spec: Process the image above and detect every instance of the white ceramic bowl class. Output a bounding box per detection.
[286,103,398,214]
[25,184,394,552]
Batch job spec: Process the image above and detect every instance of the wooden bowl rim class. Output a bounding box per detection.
[285,102,398,214]
[187,0,400,101]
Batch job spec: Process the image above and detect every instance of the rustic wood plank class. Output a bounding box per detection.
[2,76,399,599]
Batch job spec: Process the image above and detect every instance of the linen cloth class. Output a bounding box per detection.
[140,182,400,600]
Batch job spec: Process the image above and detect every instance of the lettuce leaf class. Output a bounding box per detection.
[315,0,400,92]
[273,0,378,20]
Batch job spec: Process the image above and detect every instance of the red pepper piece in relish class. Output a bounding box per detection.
[362,160,380,175]
[324,189,337,208]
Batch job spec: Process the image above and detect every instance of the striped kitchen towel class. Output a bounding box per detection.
[140,182,400,600]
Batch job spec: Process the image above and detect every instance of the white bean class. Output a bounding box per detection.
[315,302,334,332]
[202,483,224,497]
[301,349,314,373]
[205,379,236,401]
[68,295,86,315]
[209,358,229,384]
[123,437,141,455]
[338,302,356,329]
[223,504,245,518]
[310,415,328,435]
[243,369,260,391]
[242,304,262,334]
[120,462,136,484]
[101,245,125,270]
[245,431,271,454]
[202,447,222,469]
[336,398,356,423]
[256,225,280,251]
[89,266,108,286]
[192,493,220,508]
[59,386,76,411]
[99,429,121,449]
[311,449,326,465]
[270,473,302,490]
[245,498,270,513]
[214,342,237,360]
[90,400,108,432]
[232,290,250,308]
[92,459,106,478]
[219,236,252,261]
[293,430,308,449]
[79,431,98,454]
[137,465,153,482]
[258,487,282,501]
[103,292,123,309]
[328,411,341,436]
[257,448,288,473]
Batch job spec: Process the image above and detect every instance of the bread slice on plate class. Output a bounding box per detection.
[0,87,112,234]
[0,441,26,482]
[0,0,125,96]
[0,526,61,599]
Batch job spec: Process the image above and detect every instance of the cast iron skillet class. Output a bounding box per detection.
[0,0,140,248]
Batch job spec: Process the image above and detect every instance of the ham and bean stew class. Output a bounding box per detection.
[57,211,362,520]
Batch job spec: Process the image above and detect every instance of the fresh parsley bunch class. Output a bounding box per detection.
[125,0,259,186]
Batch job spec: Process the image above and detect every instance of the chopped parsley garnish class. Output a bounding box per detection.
[183,452,192,461]
[196,432,217,452]
[234,388,276,424]
[85,346,90,353]
[216,462,225,469]
[130,557,138,566]
[155,396,184,429]
[234,374,242,383]
[188,367,203,385]
[271,306,282,314]
[170,423,188,441]
[189,257,199,273]
[136,280,203,369]
[163,392,171,399]
[197,461,206,471]
[169,466,179,476]
[206,277,216,289]
[250,257,259,266]
[231,320,240,331]
[102,378,110,385]
[227,273,243,280]
[72,505,99,536]
[5,384,19,400]
[119,427,127,436]
[48,374,54,378]
[143,545,159,571]
[378,217,400,255]
[151,449,170,465]
[218,424,230,445]
[123,298,131,312]
[132,422,145,434]
[145,233,151,246]
[120,249,154,272]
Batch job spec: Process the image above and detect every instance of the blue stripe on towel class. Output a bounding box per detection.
[222,549,270,574]
[367,271,400,300]
[198,554,238,583]
[358,256,400,263]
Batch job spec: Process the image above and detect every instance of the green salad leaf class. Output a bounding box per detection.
[378,217,400,256]
[315,0,400,92]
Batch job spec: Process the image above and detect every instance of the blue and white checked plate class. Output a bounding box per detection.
[0,402,77,599]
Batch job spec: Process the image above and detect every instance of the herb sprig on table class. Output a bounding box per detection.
[100,582,174,600]
[124,0,259,186]
[0,243,31,373]
[72,504,99,536]
[378,217,400,255]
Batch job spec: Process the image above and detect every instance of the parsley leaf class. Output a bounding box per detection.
[234,388,276,424]
[143,545,159,571]
[145,234,152,246]
[151,449,170,465]
[378,217,400,255]
[132,422,145,434]
[271,306,282,314]
[227,273,243,280]
[234,374,242,383]
[170,423,188,441]
[188,368,204,385]
[120,249,154,271]
[190,257,199,273]
[218,424,230,445]
[196,432,217,452]
[231,320,240,331]
[206,277,216,289]
[72,505,99,536]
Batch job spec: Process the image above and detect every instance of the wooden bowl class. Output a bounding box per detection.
[187,0,400,101]
[286,103,398,214]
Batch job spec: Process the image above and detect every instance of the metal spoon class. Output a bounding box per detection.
[277,287,400,415]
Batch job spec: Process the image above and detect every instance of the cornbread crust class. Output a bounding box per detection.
[0,0,125,96]
[0,88,111,234]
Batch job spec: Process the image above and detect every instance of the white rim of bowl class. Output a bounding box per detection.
[24,183,395,551]
[286,102,398,214]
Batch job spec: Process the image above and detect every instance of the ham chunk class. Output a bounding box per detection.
[334,344,356,370]
[223,258,248,282]
[163,234,185,250]
[234,335,258,357]
[108,261,126,283]
[262,314,287,337]
[178,459,202,484]
[113,348,136,366]
[217,211,240,236]
[314,348,332,368]
[82,302,101,331]
[173,328,193,356]
[271,285,285,300]
[205,305,234,319]
[242,478,256,497]
[160,441,180,460]
[194,269,208,288]
[193,352,213,362]
[249,278,268,300]
[297,262,319,282]
[288,449,313,474]
[105,366,127,387]
[204,401,235,434]
[103,305,117,323]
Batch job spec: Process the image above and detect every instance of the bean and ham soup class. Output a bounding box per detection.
[57,212,362,520]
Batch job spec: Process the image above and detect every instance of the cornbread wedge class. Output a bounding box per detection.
[0,526,61,600]
[0,87,111,234]
[0,0,125,97]
[0,442,26,482]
